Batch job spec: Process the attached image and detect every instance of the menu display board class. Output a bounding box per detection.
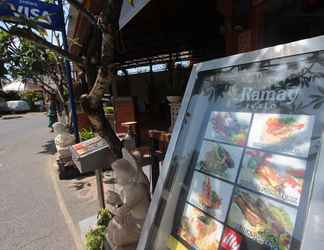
[196,140,243,182]
[205,112,252,146]
[247,114,315,158]
[137,36,324,250]
[177,203,224,250]
[174,111,309,250]
[238,150,306,206]
[227,188,297,250]
[187,172,234,222]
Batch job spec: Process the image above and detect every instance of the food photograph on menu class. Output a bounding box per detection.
[177,203,223,250]
[227,188,297,250]
[238,150,306,206]
[187,171,234,222]
[248,113,315,158]
[196,140,243,182]
[205,112,252,146]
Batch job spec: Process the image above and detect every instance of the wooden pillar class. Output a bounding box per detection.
[237,0,265,53]
[223,0,237,55]
[249,0,265,50]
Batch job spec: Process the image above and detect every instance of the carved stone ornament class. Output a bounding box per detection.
[105,148,150,250]
[53,122,75,160]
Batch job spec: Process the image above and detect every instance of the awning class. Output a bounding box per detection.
[3,81,25,92]
[68,0,225,65]
[119,0,151,30]
[3,80,42,92]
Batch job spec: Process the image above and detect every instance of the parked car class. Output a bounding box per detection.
[6,100,31,113]
[0,97,8,114]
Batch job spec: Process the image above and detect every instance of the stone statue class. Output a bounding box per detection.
[105,149,150,250]
[53,122,75,161]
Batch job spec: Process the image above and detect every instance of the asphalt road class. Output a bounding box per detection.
[0,113,76,250]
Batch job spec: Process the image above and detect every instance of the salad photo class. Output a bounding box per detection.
[197,141,243,182]
[238,150,306,206]
[177,204,223,250]
[205,112,252,146]
[227,189,297,250]
[187,171,234,222]
[248,114,315,157]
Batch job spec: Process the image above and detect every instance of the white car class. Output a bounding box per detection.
[0,98,8,113]
[6,100,31,113]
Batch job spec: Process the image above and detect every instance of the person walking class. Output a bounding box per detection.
[48,93,58,132]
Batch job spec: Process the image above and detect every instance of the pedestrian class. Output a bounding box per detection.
[47,93,58,132]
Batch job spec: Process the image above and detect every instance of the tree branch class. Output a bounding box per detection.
[7,27,85,67]
[33,75,56,92]
[66,0,103,32]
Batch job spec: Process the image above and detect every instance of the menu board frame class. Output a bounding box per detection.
[137,35,324,250]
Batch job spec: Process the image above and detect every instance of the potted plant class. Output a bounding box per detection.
[85,208,113,250]
[79,128,95,141]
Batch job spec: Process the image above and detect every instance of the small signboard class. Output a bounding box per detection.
[70,136,113,173]
[0,0,64,31]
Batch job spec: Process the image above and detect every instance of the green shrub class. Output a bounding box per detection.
[97,208,113,227]
[2,91,20,101]
[85,226,106,250]
[80,128,95,141]
[20,91,43,111]
[20,91,43,102]
[85,208,113,250]
[103,106,114,114]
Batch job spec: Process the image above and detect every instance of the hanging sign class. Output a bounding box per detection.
[0,0,64,31]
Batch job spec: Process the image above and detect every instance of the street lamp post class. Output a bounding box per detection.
[57,0,80,143]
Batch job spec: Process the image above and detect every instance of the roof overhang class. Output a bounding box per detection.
[119,0,152,30]
[68,0,225,65]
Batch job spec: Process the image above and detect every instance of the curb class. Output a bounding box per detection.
[1,115,23,120]
[48,156,85,250]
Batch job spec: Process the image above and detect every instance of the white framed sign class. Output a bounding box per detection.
[137,35,324,250]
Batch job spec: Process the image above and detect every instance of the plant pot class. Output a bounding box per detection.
[166,96,182,103]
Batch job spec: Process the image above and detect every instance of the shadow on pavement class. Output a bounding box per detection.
[1,115,23,120]
[65,172,114,202]
[38,140,56,155]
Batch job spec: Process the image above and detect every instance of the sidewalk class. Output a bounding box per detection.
[49,156,116,249]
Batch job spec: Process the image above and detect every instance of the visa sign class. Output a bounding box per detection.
[0,0,64,31]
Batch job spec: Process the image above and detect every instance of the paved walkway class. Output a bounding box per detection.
[0,113,76,250]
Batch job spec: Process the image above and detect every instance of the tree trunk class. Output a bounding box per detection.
[81,0,123,159]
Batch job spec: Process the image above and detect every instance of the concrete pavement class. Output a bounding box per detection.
[0,113,77,250]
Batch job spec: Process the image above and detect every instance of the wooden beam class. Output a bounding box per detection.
[223,0,237,55]
[249,2,265,50]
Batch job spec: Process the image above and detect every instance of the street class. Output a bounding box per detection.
[0,113,76,250]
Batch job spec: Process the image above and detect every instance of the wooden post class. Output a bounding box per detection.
[223,0,237,55]
[235,0,264,53]
[95,169,105,209]
[249,0,265,50]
